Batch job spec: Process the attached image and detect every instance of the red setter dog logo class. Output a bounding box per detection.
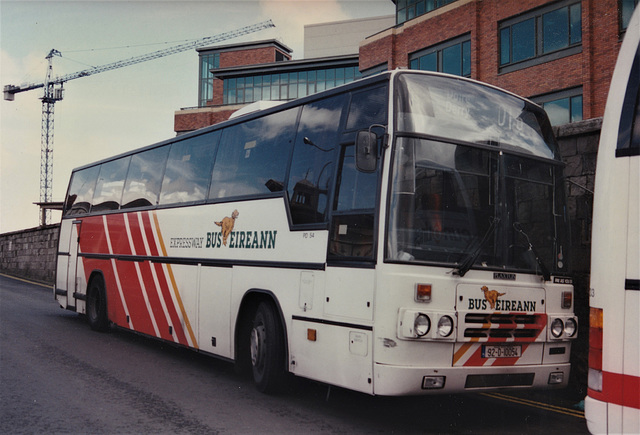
[215,209,239,246]
[481,286,506,310]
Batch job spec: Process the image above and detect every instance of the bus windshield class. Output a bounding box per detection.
[388,73,569,277]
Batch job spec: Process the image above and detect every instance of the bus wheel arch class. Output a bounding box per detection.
[235,290,288,393]
[86,271,110,332]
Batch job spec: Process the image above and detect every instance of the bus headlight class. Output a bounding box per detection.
[414,314,431,337]
[398,310,455,340]
[564,318,577,337]
[437,315,454,337]
[551,318,564,338]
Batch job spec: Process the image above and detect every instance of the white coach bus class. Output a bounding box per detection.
[55,69,577,395]
[585,5,640,434]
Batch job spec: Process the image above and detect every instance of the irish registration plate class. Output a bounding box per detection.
[482,345,522,358]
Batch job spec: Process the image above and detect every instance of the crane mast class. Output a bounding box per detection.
[39,49,64,221]
[4,20,275,225]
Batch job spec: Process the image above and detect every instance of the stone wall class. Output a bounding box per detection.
[554,117,601,394]
[0,224,59,285]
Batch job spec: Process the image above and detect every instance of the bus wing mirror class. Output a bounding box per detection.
[356,130,378,173]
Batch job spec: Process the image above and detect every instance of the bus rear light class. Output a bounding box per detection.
[588,307,603,373]
[589,307,603,329]
[415,284,432,302]
[561,291,572,309]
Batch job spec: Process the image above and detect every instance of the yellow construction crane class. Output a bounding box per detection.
[4,20,275,224]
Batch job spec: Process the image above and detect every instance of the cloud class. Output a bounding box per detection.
[259,0,350,58]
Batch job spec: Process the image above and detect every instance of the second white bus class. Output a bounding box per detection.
[585,5,640,434]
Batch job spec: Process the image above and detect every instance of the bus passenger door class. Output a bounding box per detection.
[322,143,379,393]
[325,143,378,314]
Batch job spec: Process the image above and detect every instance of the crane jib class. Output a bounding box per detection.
[3,19,275,96]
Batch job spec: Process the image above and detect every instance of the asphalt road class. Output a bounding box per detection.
[0,273,589,434]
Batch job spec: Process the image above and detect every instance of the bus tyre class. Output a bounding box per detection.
[87,276,109,332]
[250,302,285,393]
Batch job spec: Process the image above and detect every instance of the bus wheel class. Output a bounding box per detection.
[87,275,109,332]
[249,302,285,393]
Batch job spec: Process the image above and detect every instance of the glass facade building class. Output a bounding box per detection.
[396,0,458,25]
[199,53,220,108]
[223,66,363,105]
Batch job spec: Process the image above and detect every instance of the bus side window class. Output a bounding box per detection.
[122,146,170,209]
[159,131,219,205]
[65,165,100,216]
[91,157,131,212]
[209,108,298,200]
[616,45,640,157]
[287,94,348,225]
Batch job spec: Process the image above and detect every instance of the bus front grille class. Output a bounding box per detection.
[462,313,546,341]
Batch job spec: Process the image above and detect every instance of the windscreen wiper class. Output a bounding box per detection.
[454,217,500,277]
[513,222,551,281]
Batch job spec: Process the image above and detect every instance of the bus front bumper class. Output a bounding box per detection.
[372,363,571,396]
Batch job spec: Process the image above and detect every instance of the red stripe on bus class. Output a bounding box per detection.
[125,213,147,256]
[113,259,156,334]
[151,262,190,345]
[79,216,110,254]
[588,371,640,409]
[134,212,190,345]
[140,211,160,257]
[131,212,192,343]
[105,214,129,255]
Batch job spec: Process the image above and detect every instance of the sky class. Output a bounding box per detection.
[0,0,394,233]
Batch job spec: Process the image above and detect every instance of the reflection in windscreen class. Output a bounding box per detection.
[395,73,557,159]
[388,139,494,265]
[388,137,569,275]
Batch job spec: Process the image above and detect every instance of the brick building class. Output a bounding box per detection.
[362,0,637,125]
[174,0,638,134]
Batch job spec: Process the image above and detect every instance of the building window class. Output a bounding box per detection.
[499,1,581,73]
[223,66,362,105]
[362,63,388,78]
[409,35,471,77]
[396,0,458,25]
[533,88,583,126]
[621,0,639,32]
[199,53,219,107]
